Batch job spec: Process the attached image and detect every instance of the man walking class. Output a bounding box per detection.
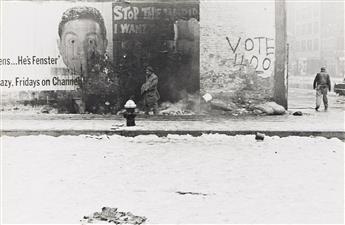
[313,67,331,111]
[141,66,160,115]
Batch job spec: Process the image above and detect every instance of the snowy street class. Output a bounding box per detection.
[2,134,344,224]
[1,0,344,224]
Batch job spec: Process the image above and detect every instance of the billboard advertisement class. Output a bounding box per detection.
[0,1,200,114]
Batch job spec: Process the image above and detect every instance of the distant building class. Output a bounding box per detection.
[287,1,344,77]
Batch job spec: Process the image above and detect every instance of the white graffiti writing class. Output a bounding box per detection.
[226,36,275,73]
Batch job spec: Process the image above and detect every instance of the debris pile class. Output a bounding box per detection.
[159,101,195,115]
[293,111,303,116]
[158,94,199,115]
[0,103,43,114]
[209,99,236,111]
[336,96,345,104]
[82,207,147,224]
[255,132,265,140]
[176,191,208,196]
[199,92,276,116]
[254,102,286,115]
[40,105,58,114]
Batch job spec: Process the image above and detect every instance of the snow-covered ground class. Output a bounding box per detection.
[2,134,344,224]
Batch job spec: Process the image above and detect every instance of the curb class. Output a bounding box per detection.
[1,130,344,140]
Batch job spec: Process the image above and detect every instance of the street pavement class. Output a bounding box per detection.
[1,88,344,139]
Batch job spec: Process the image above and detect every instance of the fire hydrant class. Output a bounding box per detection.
[123,100,137,126]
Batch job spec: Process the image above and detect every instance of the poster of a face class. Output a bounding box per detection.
[1,1,200,114]
[57,6,109,76]
[1,3,112,88]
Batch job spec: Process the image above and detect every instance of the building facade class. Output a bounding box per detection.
[287,1,344,77]
[1,0,287,112]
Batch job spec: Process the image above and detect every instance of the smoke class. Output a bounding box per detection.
[158,90,200,115]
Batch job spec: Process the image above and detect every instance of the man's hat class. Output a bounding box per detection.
[146,66,154,72]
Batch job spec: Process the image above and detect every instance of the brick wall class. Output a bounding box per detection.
[200,0,275,104]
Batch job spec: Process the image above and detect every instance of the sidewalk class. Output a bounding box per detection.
[1,107,344,139]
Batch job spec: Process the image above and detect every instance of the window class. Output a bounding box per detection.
[313,6,319,17]
[313,22,319,34]
[296,41,300,51]
[308,23,312,35]
[297,10,304,20]
[307,40,312,51]
[313,39,319,50]
[302,24,308,35]
[302,40,306,51]
[302,9,308,20]
[337,37,344,49]
[296,10,301,20]
[306,8,313,19]
[322,39,328,50]
[300,25,303,35]
[296,25,301,36]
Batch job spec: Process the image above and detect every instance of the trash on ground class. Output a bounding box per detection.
[202,93,213,102]
[255,132,265,140]
[81,207,147,224]
[254,102,286,115]
[293,111,303,116]
[176,191,208,196]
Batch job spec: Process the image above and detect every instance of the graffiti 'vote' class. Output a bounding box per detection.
[226,36,275,56]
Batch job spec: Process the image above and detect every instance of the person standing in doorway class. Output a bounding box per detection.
[313,67,331,111]
[141,66,160,115]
